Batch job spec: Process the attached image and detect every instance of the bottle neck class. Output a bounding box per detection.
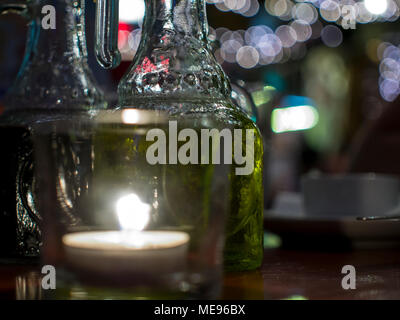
[118,0,231,107]
[5,0,105,113]
[31,0,88,61]
[146,0,205,40]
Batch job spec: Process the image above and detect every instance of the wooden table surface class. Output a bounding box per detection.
[224,248,400,299]
[1,248,400,300]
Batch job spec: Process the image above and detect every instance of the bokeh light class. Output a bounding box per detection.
[245,25,273,46]
[290,20,312,42]
[242,0,260,17]
[292,2,318,24]
[207,0,399,69]
[319,0,341,22]
[236,46,260,68]
[321,25,343,48]
[257,34,283,58]
[364,0,388,15]
[378,43,400,102]
[213,0,259,16]
[356,1,375,23]
[271,105,319,133]
[275,25,297,47]
[265,0,293,20]
[382,0,400,21]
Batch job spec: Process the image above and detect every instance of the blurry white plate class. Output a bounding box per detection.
[264,210,400,243]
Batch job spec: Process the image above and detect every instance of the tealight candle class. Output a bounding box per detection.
[62,193,190,275]
[62,230,190,275]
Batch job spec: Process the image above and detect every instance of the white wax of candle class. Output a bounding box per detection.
[62,231,190,274]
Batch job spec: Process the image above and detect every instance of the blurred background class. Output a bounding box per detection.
[2,0,400,208]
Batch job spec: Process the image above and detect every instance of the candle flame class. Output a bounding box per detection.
[116,193,151,231]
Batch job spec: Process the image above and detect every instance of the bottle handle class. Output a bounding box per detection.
[95,0,121,69]
[0,0,29,17]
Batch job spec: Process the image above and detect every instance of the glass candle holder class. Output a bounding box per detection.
[32,110,231,299]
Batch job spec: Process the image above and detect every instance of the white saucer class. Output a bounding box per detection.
[264,210,400,243]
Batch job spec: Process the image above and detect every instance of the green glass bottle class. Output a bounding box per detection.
[95,0,264,271]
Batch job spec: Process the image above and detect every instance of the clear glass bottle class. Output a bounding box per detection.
[0,0,106,259]
[96,0,264,271]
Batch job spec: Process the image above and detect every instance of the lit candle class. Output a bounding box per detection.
[62,193,190,275]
